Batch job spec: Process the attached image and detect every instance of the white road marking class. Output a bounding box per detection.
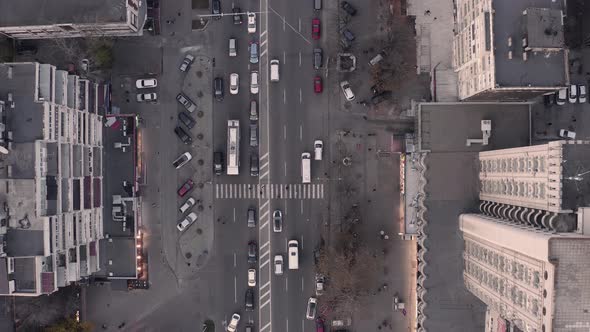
[301,319,304,332]
[233,208,236,222]
[300,235,303,250]
[261,49,268,57]
[299,88,302,103]
[300,200,303,214]
[233,253,236,267]
[299,52,302,66]
[301,277,304,291]
[260,249,270,260]
[284,162,287,176]
[260,241,270,250]
[286,319,289,332]
[261,161,270,170]
[283,89,286,104]
[285,278,288,291]
[260,259,270,268]
[283,51,286,64]
[268,6,312,44]
[283,17,286,31]
[284,125,287,140]
[299,125,303,141]
[261,152,269,160]
[261,322,271,331]
[260,281,271,291]
[260,210,270,220]
[261,30,267,38]
[261,170,270,179]
[298,18,301,32]
[260,289,271,299]
[261,200,270,210]
[261,299,271,308]
[234,276,237,303]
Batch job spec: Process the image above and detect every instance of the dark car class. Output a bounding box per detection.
[313,48,323,69]
[178,111,196,129]
[341,1,357,15]
[250,153,259,177]
[371,91,392,105]
[245,288,254,311]
[544,93,555,106]
[213,151,224,175]
[212,0,221,19]
[214,77,224,101]
[177,179,194,197]
[16,41,38,56]
[233,7,243,24]
[174,126,192,144]
[342,29,355,41]
[248,241,257,264]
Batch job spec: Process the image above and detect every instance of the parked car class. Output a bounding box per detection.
[248,268,256,287]
[179,197,196,214]
[273,209,282,232]
[173,152,192,169]
[559,129,576,139]
[176,93,197,112]
[213,151,224,175]
[342,29,355,41]
[177,179,194,197]
[270,59,280,82]
[248,13,256,33]
[249,100,258,121]
[543,93,555,106]
[250,71,259,94]
[248,241,257,264]
[556,88,567,106]
[340,36,352,49]
[136,78,157,89]
[312,18,321,40]
[314,140,323,160]
[314,76,323,93]
[341,1,357,15]
[313,48,323,69]
[174,126,192,144]
[371,91,391,105]
[245,288,254,311]
[247,207,256,228]
[568,84,578,104]
[250,123,258,147]
[306,297,318,320]
[179,54,195,72]
[315,318,325,332]
[177,212,197,232]
[232,7,243,25]
[249,42,259,64]
[136,92,157,102]
[230,73,239,95]
[178,111,196,129]
[274,254,284,275]
[229,38,237,56]
[315,274,325,296]
[250,153,259,177]
[212,0,221,19]
[579,84,587,103]
[340,81,355,101]
[214,77,224,101]
[227,313,240,332]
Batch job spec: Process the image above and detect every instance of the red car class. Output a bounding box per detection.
[314,76,323,93]
[312,18,321,40]
[315,317,324,332]
[177,179,194,197]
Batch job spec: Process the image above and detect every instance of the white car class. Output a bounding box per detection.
[250,71,259,94]
[270,59,280,82]
[136,92,157,102]
[556,88,567,106]
[578,84,587,103]
[248,268,256,287]
[227,313,241,332]
[314,140,323,161]
[179,197,196,214]
[559,129,576,139]
[568,84,578,104]
[179,54,195,72]
[177,212,197,232]
[230,73,239,95]
[136,78,157,89]
[340,81,355,101]
[247,13,256,33]
[274,254,283,275]
[306,297,317,320]
[172,152,192,169]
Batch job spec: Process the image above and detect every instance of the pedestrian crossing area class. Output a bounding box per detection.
[215,183,324,199]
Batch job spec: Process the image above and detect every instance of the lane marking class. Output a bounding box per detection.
[283,17,286,31]
[284,162,287,176]
[285,278,288,291]
[260,210,270,221]
[260,249,270,260]
[300,235,303,250]
[261,299,271,308]
[300,200,303,214]
[268,6,312,45]
[260,259,270,268]
[233,208,236,222]
[283,51,286,64]
[261,30,267,38]
[299,88,302,104]
[261,49,268,57]
[299,52,302,66]
[299,125,303,141]
[261,152,269,160]
[301,277,304,291]
[260,281,270,291]
[260,290,271,300]
[261,322,272,331]
[233,253,236,267]
[260,241,270,250]
[261,200,270,210]
[234,276,237,303]
[261,220,269,229]
[261,170,270,179]
[261,161,270,170]
[284,125,287,140]
[298,18,301,32]
[283,89,286,104]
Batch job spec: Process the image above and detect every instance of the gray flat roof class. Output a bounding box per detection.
[493,1,566,87]
[6,229,44,257]
[560,143,590,211]
[0,0,128,27]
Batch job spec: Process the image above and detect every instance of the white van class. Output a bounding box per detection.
[288,240,299,270]
[250,71,259,94]
[314,140,323,161]
[229,38,237,57]
[301,153,311,183]
[270,59,280,82]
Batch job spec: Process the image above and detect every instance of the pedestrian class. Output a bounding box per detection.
[166,20,171,24]
[425,10,431,16]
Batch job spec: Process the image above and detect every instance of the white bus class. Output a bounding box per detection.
[301,152,311,183]
[227,120,240,175]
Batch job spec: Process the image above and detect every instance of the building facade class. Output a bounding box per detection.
[452,0,567,100]
[0,62,104,296]
[0,0,146,39]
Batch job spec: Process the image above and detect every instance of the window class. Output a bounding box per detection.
[130,13,138,28]
[58,25,75,31]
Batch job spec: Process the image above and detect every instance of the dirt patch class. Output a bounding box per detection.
[14,285,80,331]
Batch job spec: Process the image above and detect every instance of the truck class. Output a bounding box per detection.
[301,152,311,183]
[227,120,240,175]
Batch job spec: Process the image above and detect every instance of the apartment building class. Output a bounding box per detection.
[0,62,104,296]
[452,0,567,100]
[0,0,146,39]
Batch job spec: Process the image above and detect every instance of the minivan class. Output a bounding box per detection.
[288,240,299,269]
[270,59,280,82]
[229,38,237,57]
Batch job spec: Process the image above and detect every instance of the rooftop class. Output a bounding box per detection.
[0,0,128,28]
[493,1,566,88]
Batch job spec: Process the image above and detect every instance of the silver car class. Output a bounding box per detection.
[249,42,259,64]
[247,207,256,228]
[273,210,282,232]
[176,93,197,112]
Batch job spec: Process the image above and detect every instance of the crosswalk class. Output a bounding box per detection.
[215,183,324,199]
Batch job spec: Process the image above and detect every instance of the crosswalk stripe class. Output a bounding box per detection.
[214,183,325,199]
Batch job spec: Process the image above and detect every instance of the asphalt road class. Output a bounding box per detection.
[209,0,329,331]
